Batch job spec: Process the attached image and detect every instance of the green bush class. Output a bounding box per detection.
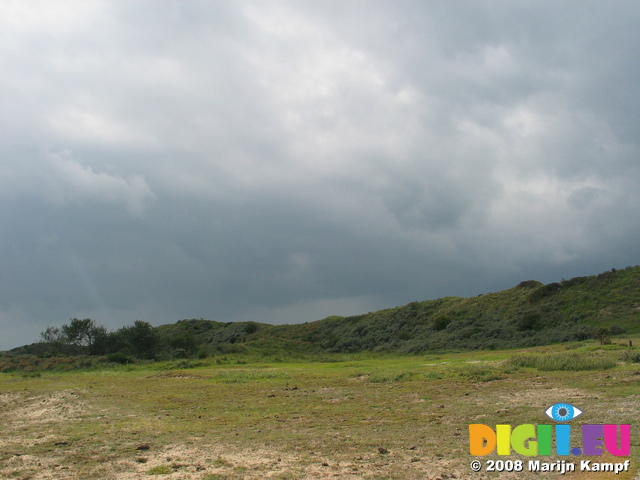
[106,352,134,364]
[529,282,562,302]
[459,364,503,382]
[172,348,188,359]
[621,350,640,363]
[517,312,543,331]
[147,465,172,475]
[165,359,200,370]
[518,280,543,288]
[432,316,452,331]
[244,322,259,335]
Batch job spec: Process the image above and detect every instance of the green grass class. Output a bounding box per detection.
[1,343,638,479]
[506,351,619,371]
[147,465,172,474]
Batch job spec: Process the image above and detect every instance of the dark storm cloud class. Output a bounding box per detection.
[1,1,640,349]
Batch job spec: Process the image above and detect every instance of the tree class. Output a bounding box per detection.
[167,331,197,356]
[41,326,65,344]
[40,319,108,355]
[592,327,611,345]
[62,318,107,355]
[40,326,68,355]
[115,320,159,359]
[89,325,110,355]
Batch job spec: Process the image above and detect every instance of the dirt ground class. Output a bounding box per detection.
[2,357,639,480]
[0,389,462,479]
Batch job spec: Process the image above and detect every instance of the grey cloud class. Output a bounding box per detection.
[1,1,640,349]
[567,186,602,210]
[43,150,156,216]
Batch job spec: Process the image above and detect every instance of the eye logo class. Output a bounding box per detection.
[545,403,582,422]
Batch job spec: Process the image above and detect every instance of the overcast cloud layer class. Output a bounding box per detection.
[2,1,640,350]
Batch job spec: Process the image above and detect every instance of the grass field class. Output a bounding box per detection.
[1,342,639,479]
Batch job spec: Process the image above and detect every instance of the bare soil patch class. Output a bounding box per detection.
[0,387,458,479]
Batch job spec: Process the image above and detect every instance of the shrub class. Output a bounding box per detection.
[621,350,640,363]
[166,359,200,370]
[214,343,248,354]
[244,322,259,335]
[517,280,542,289]
[106,352,134,364]
[609,325,627,335]
[529,282,562,302]
[147,465,172,475]
[592,327,611,345]
[432,316,452,331]
[561,276,588,287]
[395,330,412,340]
[172,348,188,359]
[517,312,543,331]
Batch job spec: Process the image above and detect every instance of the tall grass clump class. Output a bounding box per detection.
[621,350,640,363]
[368,371,416,383]
[459,364,504,382]
[506,352,617,371]
[212,369,291,383]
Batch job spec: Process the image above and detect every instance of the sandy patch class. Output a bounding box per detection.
[0,387,463,480]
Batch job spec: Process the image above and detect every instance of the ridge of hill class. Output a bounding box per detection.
[158,265,640,355]
[8,265,640,359]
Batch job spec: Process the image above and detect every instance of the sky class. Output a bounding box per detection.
[1,1,640,350]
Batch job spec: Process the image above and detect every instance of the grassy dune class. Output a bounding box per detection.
[1,342,639,479]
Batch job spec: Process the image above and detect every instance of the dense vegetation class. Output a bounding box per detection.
[3,265,639,371]
[281,265,640,353]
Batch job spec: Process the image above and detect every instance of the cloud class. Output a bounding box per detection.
[1,1,640,349]
[39,151,156,216]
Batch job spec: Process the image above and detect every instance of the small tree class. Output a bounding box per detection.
[41,326,65,343]
[40,326,69,355]
[62,318,107,355]
[40,319,108,355]
[592,327,611,345]
[115,320,158,359]
[90,325,110,355]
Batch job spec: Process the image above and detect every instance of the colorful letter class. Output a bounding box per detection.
[556,424,571,455]
[469,424,496,456]
[604,425,630,456]
[496,424,511,455]
[537,424,552,455]
[582,424,604,455]
[511,424,537,456]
